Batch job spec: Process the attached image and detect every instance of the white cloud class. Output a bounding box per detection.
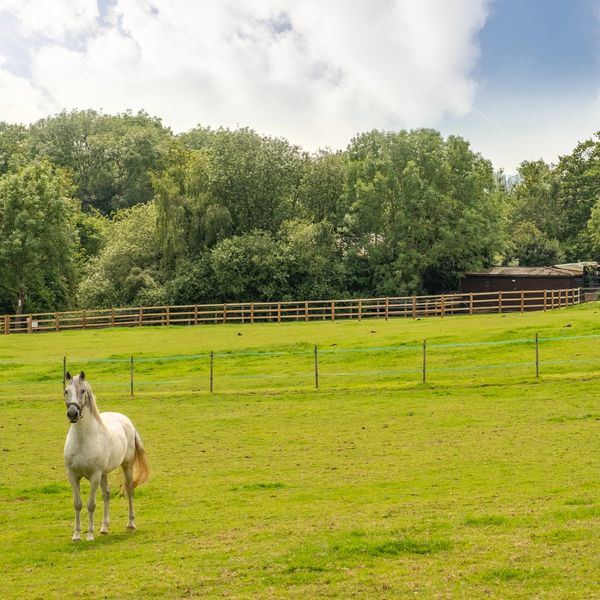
[0,57,53,122]
[0,0,490,149]
[0,0,99,40]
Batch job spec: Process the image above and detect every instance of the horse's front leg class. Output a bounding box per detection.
[67,471,82,542]
[100,474,110,534]
[86,472,101,541]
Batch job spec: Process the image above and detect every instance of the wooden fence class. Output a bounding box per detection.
[1,288,583,335]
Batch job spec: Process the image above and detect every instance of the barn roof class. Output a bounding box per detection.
[464,266,582,278]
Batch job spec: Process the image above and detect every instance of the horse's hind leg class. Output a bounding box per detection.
[86,472,101,541]
[100,474,110,534]
[122,464,136,531]
[67,471,82,542]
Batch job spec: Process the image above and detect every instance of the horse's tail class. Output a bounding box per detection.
[132,430,150,488]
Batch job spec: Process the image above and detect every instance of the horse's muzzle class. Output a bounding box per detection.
[67,406,81,423]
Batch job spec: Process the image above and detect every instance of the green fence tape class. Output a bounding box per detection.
[539,333,600,343]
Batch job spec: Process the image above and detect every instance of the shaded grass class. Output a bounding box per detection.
[230,482,286,491]
[464,514,509,527]
[563,498,594,506]
[481,567,549,582]
[281,530,452,575]
[17,483,70,498]
[534,528,592,544]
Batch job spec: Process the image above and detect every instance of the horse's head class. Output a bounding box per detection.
[64,371,90,423]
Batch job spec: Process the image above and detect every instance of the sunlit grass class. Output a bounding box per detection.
[1,303,600,597]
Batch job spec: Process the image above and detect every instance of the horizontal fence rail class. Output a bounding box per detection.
[1,287,588,335]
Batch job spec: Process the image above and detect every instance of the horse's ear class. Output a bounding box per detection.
[80,371,85,380]
[66,372,72,381]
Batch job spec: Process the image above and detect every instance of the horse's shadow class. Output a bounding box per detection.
[64,530,145,552]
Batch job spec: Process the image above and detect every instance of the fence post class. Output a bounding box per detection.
[130,355,134,397]
[27,315,32,334]
[304,301,309,322]
[223,304,227,324]
[277,302,282,323]
[498,291,503,313]
[441,295,445,318]
[331,300,335,321]
[3,314,8,334]
[250,303,254,324]
[358,299,362,321]
[535,333,539,379]
[422,339,427,384]
[412,296,417,319]
[385,297,389,320]
[469,293,474,315]
[520,290,525,313]
[543,290,547,311]
[210,351,214,393]
[314,345,319,389]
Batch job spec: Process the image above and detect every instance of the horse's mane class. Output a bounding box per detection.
[82,379,103,424]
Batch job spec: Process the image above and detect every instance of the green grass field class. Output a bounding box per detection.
[1,303,600,598]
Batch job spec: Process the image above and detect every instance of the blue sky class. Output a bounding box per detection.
[479,0,598,91]
[440,0,600,171]
[0,0,598,173]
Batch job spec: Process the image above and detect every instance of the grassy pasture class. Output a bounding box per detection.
[1,303,600,598]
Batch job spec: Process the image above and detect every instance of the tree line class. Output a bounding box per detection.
[0,109,599,315]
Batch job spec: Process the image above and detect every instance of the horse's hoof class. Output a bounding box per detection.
[72,534,81,542]
[100,529,109,535]
[86,533,94,541]
[127,525,136,532]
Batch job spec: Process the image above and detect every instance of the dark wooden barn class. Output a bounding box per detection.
[459,266,584,294]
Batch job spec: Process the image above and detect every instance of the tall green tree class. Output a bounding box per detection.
[0,122,29,176]
[153,144,219,272]
[587,198,600,257]
[209,231,289,302]
[509,160,561,240]
[0,160,79,314]
[297,150,348,227]
[343,129,503,295]
[180,127,306,234]
[281,219,346,299]
[77,202,165,308]
[29,110,172,214]
[505,222,564,266]
[554,134,600,259]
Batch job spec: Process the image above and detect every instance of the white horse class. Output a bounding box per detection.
[63,371,149,541]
